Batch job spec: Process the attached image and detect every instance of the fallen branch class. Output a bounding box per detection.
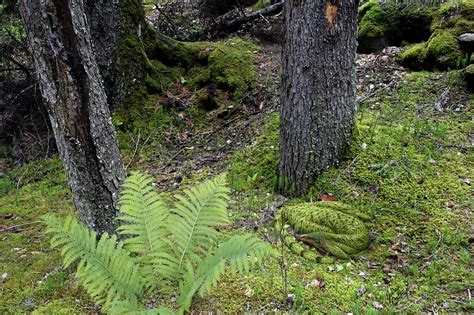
[220,1,283,32]
[0,221,42,232]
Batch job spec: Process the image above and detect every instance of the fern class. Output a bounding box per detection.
[117,171,174,289]
[43,214,143,311]
[167,173,230,276]
[44,172,274,314]
[178,234,275,312]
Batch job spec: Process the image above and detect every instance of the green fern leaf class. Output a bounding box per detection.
[43,214,144,311]
[168,173,230,276]
[117,171,175,288]
[177,234,274,311]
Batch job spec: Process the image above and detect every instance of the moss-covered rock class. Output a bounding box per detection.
[398,42,428,70]
[358,1,433,53]
[398,0,472,70]
[207,38,258,100]
[426,30,464,69]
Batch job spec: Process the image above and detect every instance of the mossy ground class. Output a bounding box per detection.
[2,66,472,312]
[224,71,473,312]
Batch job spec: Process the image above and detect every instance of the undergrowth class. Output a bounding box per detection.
[1,70,472,313]
[225,70,473,312]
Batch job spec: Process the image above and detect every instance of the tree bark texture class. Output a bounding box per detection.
[19,0,126,234]
[84,0,149,110]
[279,0,359,195]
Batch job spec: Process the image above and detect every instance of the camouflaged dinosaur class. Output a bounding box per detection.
[274,201,370,262]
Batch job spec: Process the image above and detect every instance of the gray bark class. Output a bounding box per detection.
[279,0,359,195]
[19,0,126,234]
[84,0,148,110]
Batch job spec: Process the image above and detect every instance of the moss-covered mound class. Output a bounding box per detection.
[358,1,433,53]
[117,37,258,125]
[398,0,474,70]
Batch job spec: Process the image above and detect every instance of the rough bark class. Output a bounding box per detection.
[84,0,149,110]
[19,0,126,234]
[279,0,359,196]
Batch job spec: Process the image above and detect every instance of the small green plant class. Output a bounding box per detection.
[43,172,274,314]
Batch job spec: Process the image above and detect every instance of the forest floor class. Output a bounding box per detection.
[1,28,473,314]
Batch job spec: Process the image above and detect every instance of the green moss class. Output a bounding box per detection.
[400,0,473,70]
[0,158,96,313]
[32,301,76,315]
[358,0,378,17]
[431,0,474,32]
[208,38,259,100]
[426,30,463,69]
[224,71,473,312]
[398,42,428,70]
[358,4,387,41]
[229,113,279,192]
[358,2,433,53]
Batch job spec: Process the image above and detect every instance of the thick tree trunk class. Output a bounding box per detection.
[84,0,149,110]
[19,0,126,234]
[279,0,359,196]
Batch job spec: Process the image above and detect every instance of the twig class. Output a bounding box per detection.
[154,4,178,35]
[0,221,42,232]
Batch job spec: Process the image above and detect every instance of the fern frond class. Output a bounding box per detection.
[177,234,274,311]
[168,173,230,276]
[43,214,144,311]
[117,171,174,288]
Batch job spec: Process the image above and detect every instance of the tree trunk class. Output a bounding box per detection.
[84,0,150,110]
[19,0,126,234]
[279,0,359,196]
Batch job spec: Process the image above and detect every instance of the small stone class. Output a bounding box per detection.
[291,263,300,268]
[2,272,7,283]
[356,286,367,297]
[351,191,360,198]
[361,143,367,150]
[307,279,320,288]
[358,271,366,278]
[429,158,436,165]
[372,301,383,309]
[369,84,375,90]
[244,287,254,297]
[463,179,471,185]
